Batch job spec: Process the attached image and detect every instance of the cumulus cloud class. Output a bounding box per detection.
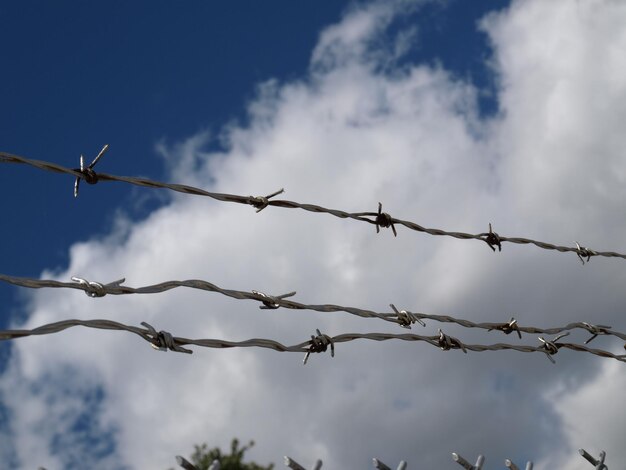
[1,0,626,468]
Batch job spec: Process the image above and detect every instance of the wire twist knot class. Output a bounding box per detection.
[575,242,597,265]
[438,329,467,353]
[488,317,522,339]
[248,188,284,212]
[71,276,125,298]
[73,144,109,197]
[375,202,397,237]
[303,328,334,364]
[580,322,612,344]
[538,332,569,363]
[390,304,425,328]
[141,322,192,354]
[252,290,296,309]
[481,223,501,252]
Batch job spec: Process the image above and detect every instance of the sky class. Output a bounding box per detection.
[1,0,625,469]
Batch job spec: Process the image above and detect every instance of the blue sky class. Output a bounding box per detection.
[2,1,626,469]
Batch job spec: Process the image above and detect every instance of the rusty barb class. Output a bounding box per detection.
[74,144,109,197]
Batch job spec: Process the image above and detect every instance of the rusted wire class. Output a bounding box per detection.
[2,150,626,263]
[1,273,625,347]
[0,318,624,363]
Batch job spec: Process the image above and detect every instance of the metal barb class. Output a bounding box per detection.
[176,455,199,470]
[482,223,502,252]
[373,458,406,470]
[249,187,285,212]
[141,322,193,354]
[452,452,484,470]
[575,241,596,265]
[71,276,125,298]
[581,322,612,345]
[488,317,522,339]
[252,290,297,309]
[505,459,533,470]
[373,459,392,470]
[73,144,109,197]
[504,459,518,470]
[303,328,334,365]
[538,332,570,364]
[438,329,467,353]
[284,457,322,470]
[390,304,425,328]
[376,202,397,236]
[578,449,608,470]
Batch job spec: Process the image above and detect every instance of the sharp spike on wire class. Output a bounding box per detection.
[176,455,199,470]
[73,144,109,197]
[578,449,608,469]
[452,452,484,469]
[4,149,626,262]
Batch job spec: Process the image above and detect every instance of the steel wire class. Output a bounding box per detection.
[2,150,625,262]
[0,318,624,363]
[1,273,625,345]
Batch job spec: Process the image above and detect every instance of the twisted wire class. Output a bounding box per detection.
[0,318,624,363]
[2,151,626,262]
[1,273,624,345]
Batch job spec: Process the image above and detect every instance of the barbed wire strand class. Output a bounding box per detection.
[1,273,625,346]
[1,318,624,363]
[170,449,607,470]
[1,149,625,263]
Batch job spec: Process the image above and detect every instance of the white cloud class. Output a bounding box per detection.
[2,0,626,468]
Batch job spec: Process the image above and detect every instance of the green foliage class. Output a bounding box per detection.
[173,438,274,470]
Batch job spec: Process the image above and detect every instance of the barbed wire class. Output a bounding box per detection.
[2,147,625,264]
[1,317,625,364]
[451,448,609,470]
[171,447,611,469]
[373,458,407,470]
[1,273,625,348]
